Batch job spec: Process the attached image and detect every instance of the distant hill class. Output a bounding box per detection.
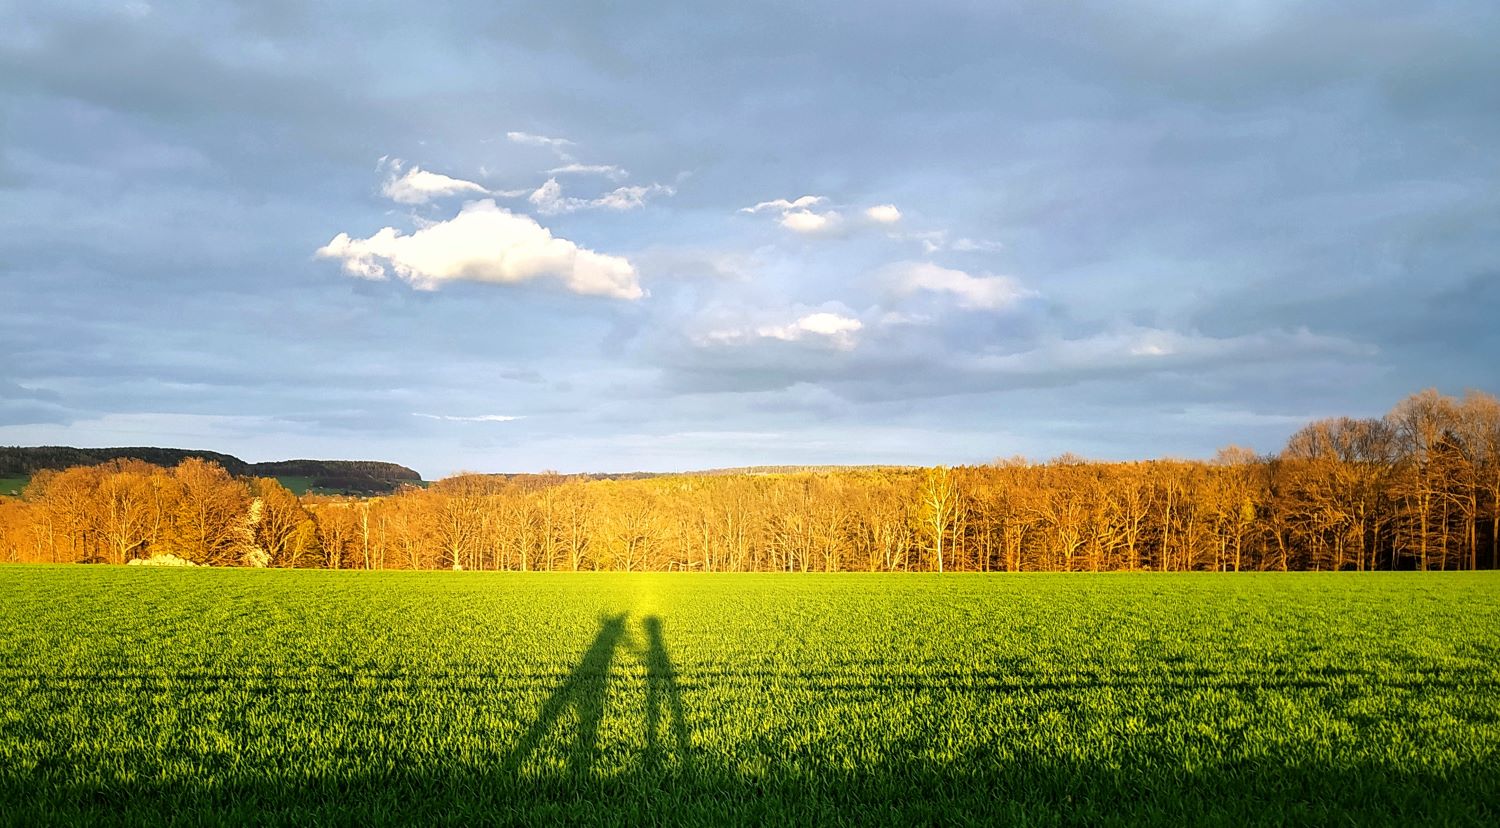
[687,464,915,476]
[0,446,422,495]
[460,465,915,486]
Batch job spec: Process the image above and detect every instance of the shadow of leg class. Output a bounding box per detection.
[644,615,694,774]
[503,613,628,776]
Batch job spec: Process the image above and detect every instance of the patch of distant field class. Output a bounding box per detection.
[0,476,28,496]
[274,475,423,495]
[1,571,1496,826]
[271,475,315,495]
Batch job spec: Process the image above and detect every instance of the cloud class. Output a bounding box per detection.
[546,163,628,180]
[413,413,524,422]
[594,183,675,210]
[740,195,827,214]
[380,162,488,204]
[506,131,575,152]
[742,195,895,235]
[315,199,643,299]
[526,178,567,212]
[699,311,864,351]
[528,177,674,215]
[780,209,840,234]
[889,261,1033,310]
[763,312,863,343]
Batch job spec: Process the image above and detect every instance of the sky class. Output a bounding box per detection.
[2,1,1497,477]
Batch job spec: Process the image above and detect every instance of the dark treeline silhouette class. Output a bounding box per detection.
[0,446,421,494]
[1,389,1497,572]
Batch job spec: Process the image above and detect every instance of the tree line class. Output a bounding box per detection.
[1,389,1497,573]
[0,447,420,495]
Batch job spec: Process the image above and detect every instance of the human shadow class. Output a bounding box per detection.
[642,615,693,773]
[502,613,627,776]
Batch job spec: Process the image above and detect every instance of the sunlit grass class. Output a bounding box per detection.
[1,568,1497,825]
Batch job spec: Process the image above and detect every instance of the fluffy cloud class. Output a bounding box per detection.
[315,199,643,299]
[865,204,902,224]
[740,195,840,234]
[889,262,1033,310]
[380,163,488,204]
[699,311,864,350]
[528,177,674,214]
[780,209,840,234]
[763,312,863,344]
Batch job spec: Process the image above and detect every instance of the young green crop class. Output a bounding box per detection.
[1,568,1497,825]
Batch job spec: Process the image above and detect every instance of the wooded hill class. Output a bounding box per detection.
[0,447,421,494]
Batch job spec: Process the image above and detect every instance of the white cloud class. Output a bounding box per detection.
[741,194,893,235]
[739,195,827,214]
[700,311,864,350]
[380,164,489,204]
[529,177,674,215]
[765,312,863,341]
[315,199,643,300]
[546,163,628,180]
[890,261,1033,310]
[413,413,524,422]
[594,183,675,210]
[780,209,840,234]
[527,178,567,212]
[506,131,575,151]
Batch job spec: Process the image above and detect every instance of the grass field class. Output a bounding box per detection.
[270,475,315,495]
[2,569,1497,826]
[0,476,27,496]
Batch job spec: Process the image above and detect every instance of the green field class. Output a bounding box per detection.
[2,570,1497,825]
[270,475,315,495]
[0,476,27,497]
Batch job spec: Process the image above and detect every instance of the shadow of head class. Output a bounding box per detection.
[577,614,628,665]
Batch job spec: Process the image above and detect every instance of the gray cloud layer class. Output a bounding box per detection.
[2,1,1496,475]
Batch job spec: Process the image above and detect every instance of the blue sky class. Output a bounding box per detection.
[2,1,1497,477]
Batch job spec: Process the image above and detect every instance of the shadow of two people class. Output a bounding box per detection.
[503,614,691,775]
